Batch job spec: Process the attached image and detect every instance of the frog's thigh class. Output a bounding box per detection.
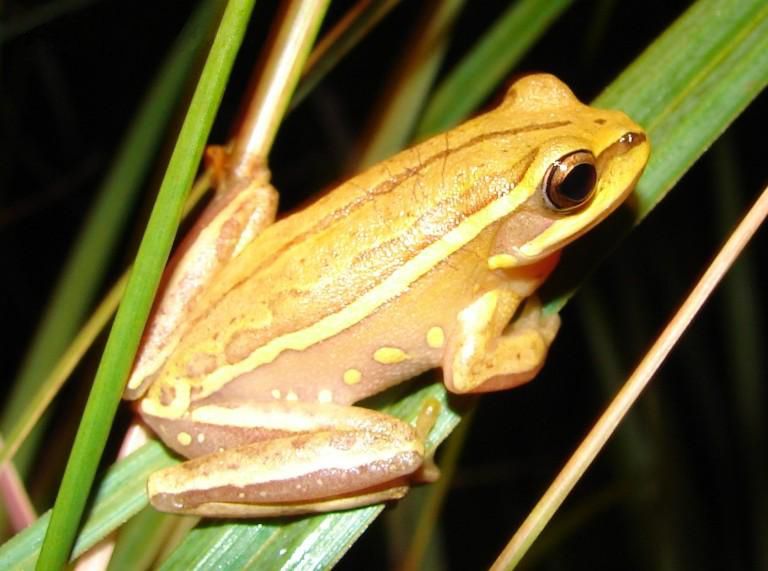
[444,290,560,394]
[126,161,278,398]
[147,402,428,517]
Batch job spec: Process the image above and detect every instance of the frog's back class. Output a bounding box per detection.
[176,116,534,366]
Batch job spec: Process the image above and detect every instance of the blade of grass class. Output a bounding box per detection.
[35,1,257,568]
[107,507,185,571]
[414,0,573,139]
[595,0,768,218]
[0,441,175,571]
[492,184,768,570]
[354,0,465,169]
[395,405,476,571]
[545,0,768,313]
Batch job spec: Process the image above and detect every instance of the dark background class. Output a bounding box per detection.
[2,1,766,569]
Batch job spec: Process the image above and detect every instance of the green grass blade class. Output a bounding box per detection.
[0,442,175,571]
[107,506,185,571]
[34,1,257,568]
[546,0,768,313]
[355,0,466,169]
[596,0,768,219]
[414,0,573,139]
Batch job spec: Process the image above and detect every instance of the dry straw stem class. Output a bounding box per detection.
[491,184,768,570]
[230,0,329,177]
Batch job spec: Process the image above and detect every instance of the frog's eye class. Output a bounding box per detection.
[542,150,597,212]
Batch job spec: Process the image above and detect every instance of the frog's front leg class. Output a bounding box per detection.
[143,400,438,517]
[126,151,278,399]
[444,287,560,394]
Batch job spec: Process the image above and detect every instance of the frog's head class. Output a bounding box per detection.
[488,74,650,269]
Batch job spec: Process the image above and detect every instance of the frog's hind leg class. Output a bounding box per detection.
[125,153,278,400]
[144,401,437,517]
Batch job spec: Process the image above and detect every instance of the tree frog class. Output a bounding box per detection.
[124,74,649,517]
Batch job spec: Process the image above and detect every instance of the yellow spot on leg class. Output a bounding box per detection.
[374,347,409,364]
[271,388,282,399]
[426,326,445,349]
[488,253,519,270]
[286,391,299,401]
[318,389,333,403]
[177,432,192,446]
[343,368,362,385]
[197,433,206,444]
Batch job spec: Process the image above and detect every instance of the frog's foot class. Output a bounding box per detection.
[145,402,434,517]
[444,291,561,394]
[411,397,441,483]
[510,295,560,346]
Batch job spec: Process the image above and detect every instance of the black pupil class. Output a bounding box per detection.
[558,163,596,205]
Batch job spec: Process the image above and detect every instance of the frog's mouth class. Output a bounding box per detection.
[492,131,649,268]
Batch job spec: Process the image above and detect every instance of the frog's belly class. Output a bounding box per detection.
[197,253,486,408]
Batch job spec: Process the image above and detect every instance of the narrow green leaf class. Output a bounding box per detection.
[35,1,257,568]
[355,0,466,169]
[546,0,768,313]
[596,0,768,218]
[0,442,175,571]
[108,507,180,571]
[414,0,573,138]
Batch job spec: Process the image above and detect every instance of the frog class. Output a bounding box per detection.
[123,74,649,517]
